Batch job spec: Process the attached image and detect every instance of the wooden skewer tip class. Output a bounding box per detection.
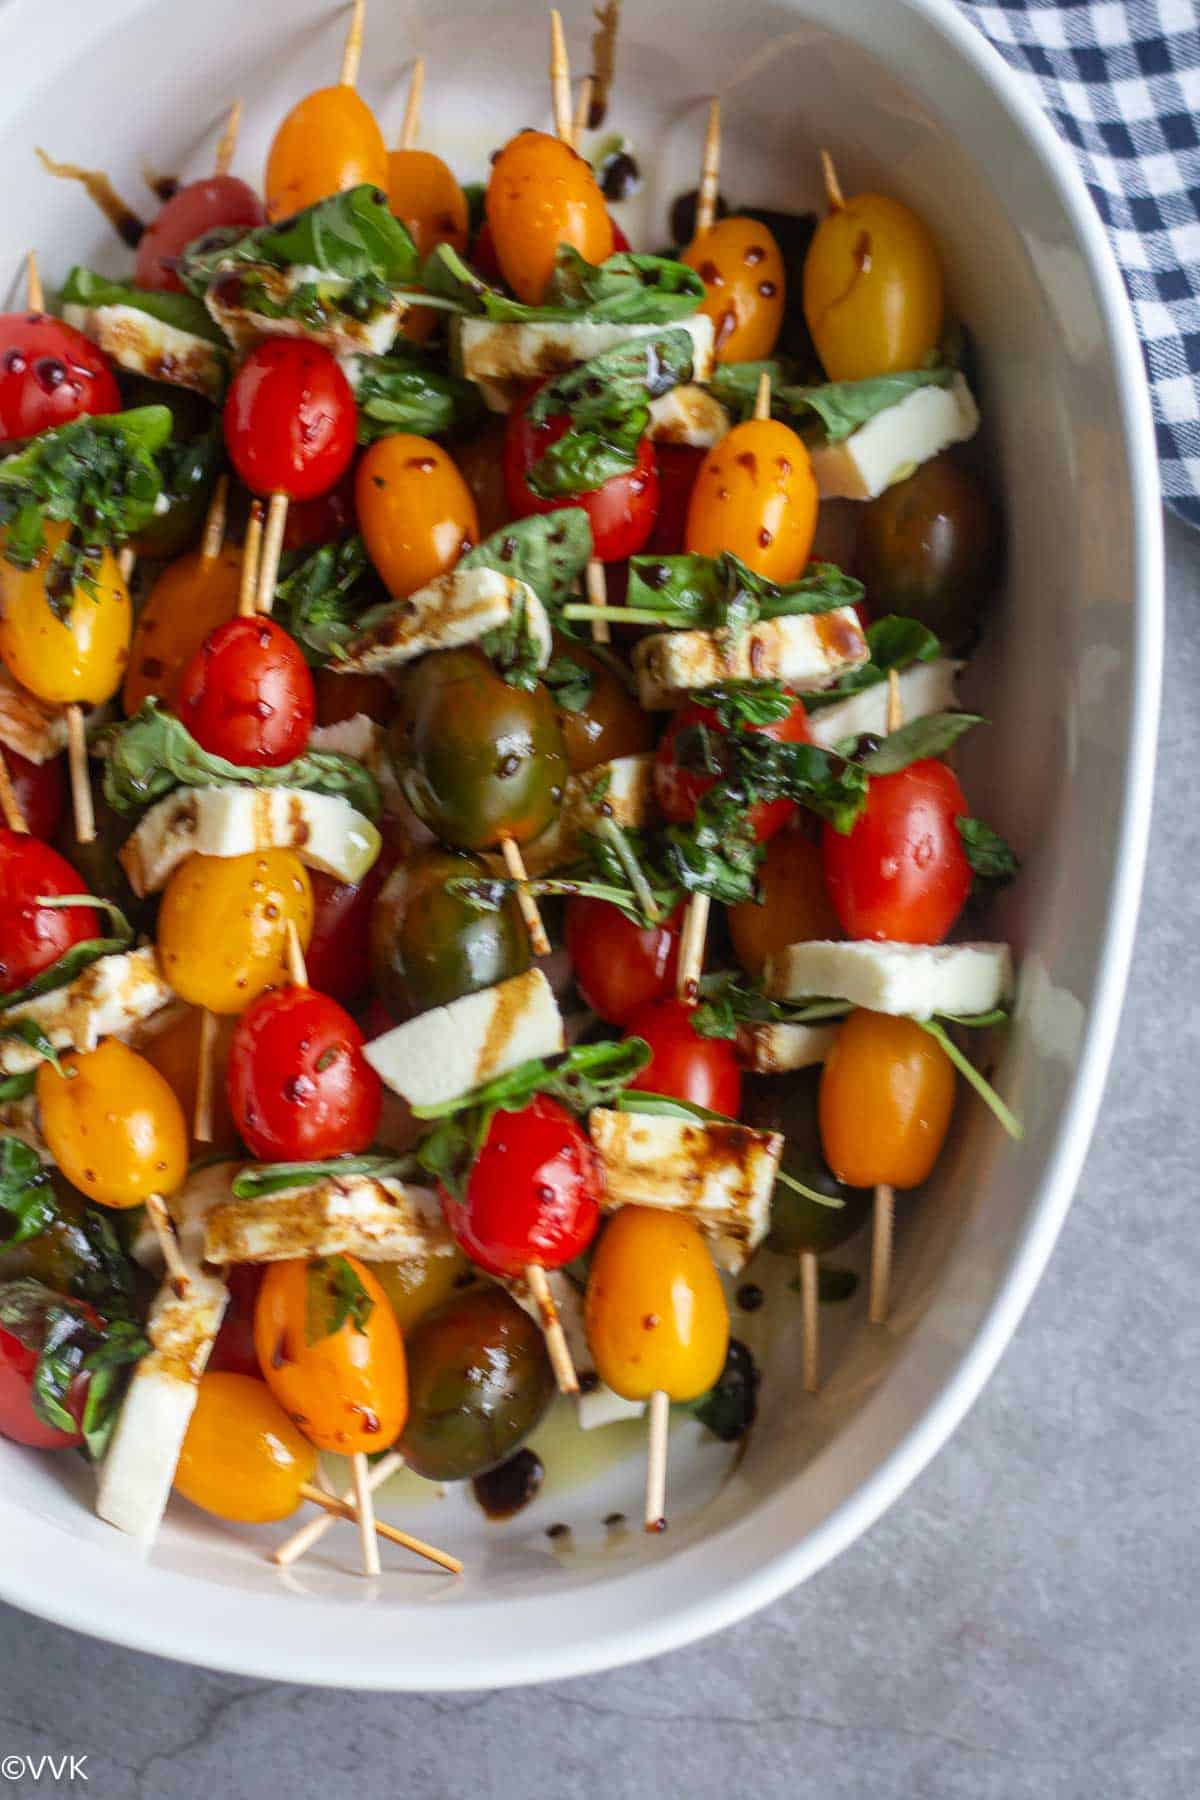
[273,1450,404,1567]
[526,1264,579,1395]
[820,147,845,211]
[65,704,95,845]
[550,9,573,146]
[400,57,425,151]
[292,1481,464,1575]
[0,750,29,834]
[574,75,594,144]
[499,834,551,958]
[675,891,710,1001]
[238,500,265,617]
[145,1192,190,1295]
[585,555,610,645]
[255,491,288,614]
[800,1250,820,1393]
[25,250,44,312]
[644,1388,669,1533]
[868,1183,895,1326]
[340,0,365,87]
[214,99,242,177]
[200,474,230,565]
[695,96,721,236]
[753,371,772,422]
[193,1008,218,1144]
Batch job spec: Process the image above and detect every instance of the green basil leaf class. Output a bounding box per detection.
[231,1154,414,1200]
[179,184,419,292]
[525,327,699,496]
[0,1018,65,1073]
[917,1018,1023,1140]
[0,1137,56,1247]
[542,654,596,714]
[596,550,863,633]
[477,582,548,691]
[305,1254,374,1343]
[0,1278,145,1455]
[803,615,941,711]
[776,367,956,443]
[708,358,803,420]
[98,698,381,820]
[692,974,849,1040]
[347,348,484,444]
[853,712,983,774]
[0,1072,35,1104]
[59,266,227,345]
[706,681,794,729]
[956,815,1018,888]
[615,1089,735,1125]
[273,535,386,666]
[461,509,593,609]
[421,242,704,323]
[78,1318,150,1460]
[0,896,135,1014]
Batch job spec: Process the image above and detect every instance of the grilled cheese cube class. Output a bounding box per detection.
[95,1174,229,1543]
[507,1269,645,1429]
[131,1159,237,1269]
[510,751,659,876]
[646,383,730,448]
[334,568,551,675]
[364,967,563,1108]
[737,1020,840,1073]
[0,665,70,762]
[456,314,715,412]
[810,375,979,501]
[204,262,408,356]
[204,1175,452,1264]
[62,302,227,402]
[588,1107,781,1273]
[805,659,963,751]
[633,606,868,710]
[763,939,1013,1020]
[0,947,174,1075]
[118,785,381,896]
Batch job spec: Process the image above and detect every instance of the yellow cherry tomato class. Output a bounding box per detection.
[141,1006,240,1154]
[156,849,313,1015]
[683,216,786,363]
[684,417,818,583]
[254,1255,408,1454]
[389,148,471,344]
[0,524,130,706]
[37,1039,188,1209]
[486,130,613,304]
[264,85,388,221]
[585,1206,729,1403]
[175,1372,318,1523]
[356,434,478,598]
[728,829,840,980]
[803,193,944,382]
[122,545,243,715]
[366,1247,471,1334]
[819,1008,955,1189]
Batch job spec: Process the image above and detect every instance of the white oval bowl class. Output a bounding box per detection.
[0,0,1161,1689]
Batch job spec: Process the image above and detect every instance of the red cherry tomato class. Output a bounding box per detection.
[2,749,65,842]
[305,824,400,1008]
[503,381,659,562]
[609,220,631,253]
[822,758,973,944]
[441,1094,601,1278]
[623,997,742,1116]
[135,176,266,293]
[223,339,356,501]
[0,313,120,442]
[564,896,682,1024]
[0,830,97,997]
[176,616,315,768]
[226,984,382,1162]
[644,443,704,555]
[0,1289,100,1449]
[471,221,503,280]
[282,468,357,551]
[207,1264,264,1378]
[655,693,811,845]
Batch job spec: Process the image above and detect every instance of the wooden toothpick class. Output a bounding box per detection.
[256,492,289,615]
[499,834,551,958]
[585,556,610,645]
[694,97,721,236]
[574,76,594,145]
[675,893,709,1002]
[754,370,772,422]
[820,147,845,212]
[644,1388,669,1532]
[145,1192,191,1296]
[24,250,43,312]
[0,751,29,834]
[284,917,308,987]
[193,1007,218,1144]
[65,703,94,846]
[550,10,574,147]
[293,1481,464,1575]
[868,1185,895,1324]
[800,1249,820,1392]
[238,500,264,618]
[199,474,230,565]
[525,1263,579,1395]
[214,100,242,177]
[399,57,424,150]
[588,1,621,129]
[274,1450,404,1567]
[340,0,365,88]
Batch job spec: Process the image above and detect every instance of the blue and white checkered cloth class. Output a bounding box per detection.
[958,0,1200,528]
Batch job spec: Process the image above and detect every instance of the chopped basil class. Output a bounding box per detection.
[179,184,419,293]
[305,1255,374,1343]
[564,550,862,636]
[0,1137,55,1247]
[0,1278,147,1457]
[273,535,386,667]
[460,509,593,611]
[420,242,705,324]
[59,266,227,345]
[957,815,1018,891]
[850,712,984,774]
[0,896,135,1014]
[231,1154,415,1200]
[347,346,483,444]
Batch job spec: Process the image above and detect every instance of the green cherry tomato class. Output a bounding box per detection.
[399,1284,554,1482]
[858,453,997,650]
[369,846,530,1018]
[745,1069,872,1256]
[392,647,567,851]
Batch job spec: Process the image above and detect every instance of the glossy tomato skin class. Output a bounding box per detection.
[486,131,613,303]
[684,417,817,583]
[0,831,96,997]
[264,87,388,221]
[624,997,743,1117]
[2,749,65,842]
[803,193,944,382]
[283,468,357,552]
[822,758,972,944]
[305,844,397,1010]
[655,693,811,844]
[683,216,786,363]
[123,544,245,717]
[565,897,682,1024]
[503,382,659,563]
[0,1290,94,1449]
[208,1266,264,1377]
[0,313,120,441]
[227,984,382,1162]
[176,617,315,768]
[174,1371,316,1522]
[644,443,704,555]
[223,339,356,501]
[442,1096,601,1279]
[356,434,478,598]
[135,176,266,292]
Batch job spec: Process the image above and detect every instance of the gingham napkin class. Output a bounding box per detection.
[958,0,1200,527]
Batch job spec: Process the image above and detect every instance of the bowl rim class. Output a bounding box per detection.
[0,0,1164,1688]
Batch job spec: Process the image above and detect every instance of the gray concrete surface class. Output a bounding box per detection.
[0,512,1194,1800]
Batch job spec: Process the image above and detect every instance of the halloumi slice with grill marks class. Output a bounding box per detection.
[633,606,868,710]
[333,568,551,675]
[736,1020,840,1074]
[0,947,174,1075]
[805,659,962,751]
[455,314,715,412]
[762,939,1013,1021]
[364,968,563,1109]
[204,1174,452,1264]
[118,785,381,895]
[62,302,227,401]
[810,374,979,501]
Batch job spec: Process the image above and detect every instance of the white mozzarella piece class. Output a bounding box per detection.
[805,659,963,750]
[737,1021,840,1073]
[364,968,563,1108]
[646,384,729,448]
[810,375,979,502]
[633,607,868,710]
[588,1107,781,1274]
[95,1178,229,1543]
[61,303,227,401]
[334,568,551,675]
[0,948,174,1074]
[507,1270,644,1429]
[204,1175,452,1264]
[456,314,715,411]
[308,714,407,817]
[118,785,381,895]
[763,939,1014,1020]
[204,265,407,356]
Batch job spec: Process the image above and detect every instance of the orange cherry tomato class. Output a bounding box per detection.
[803,193,944,382]
[684,417,817,583]
[552,639,655,773]
[683,216,786,363]
[36,1039,188,1209]
[264,86,388,221]
[0,525,130,706]
[122,544,244,715]
[356,434,478,599]
[585,1206,728,1402]
[486,130,613,304]
[174,1372,318,1523]
[388,148,469,345]
[727,828,840,980]
[156,849,314,1014]
[819,1008,955,1189]
[254,1255,407,1454]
